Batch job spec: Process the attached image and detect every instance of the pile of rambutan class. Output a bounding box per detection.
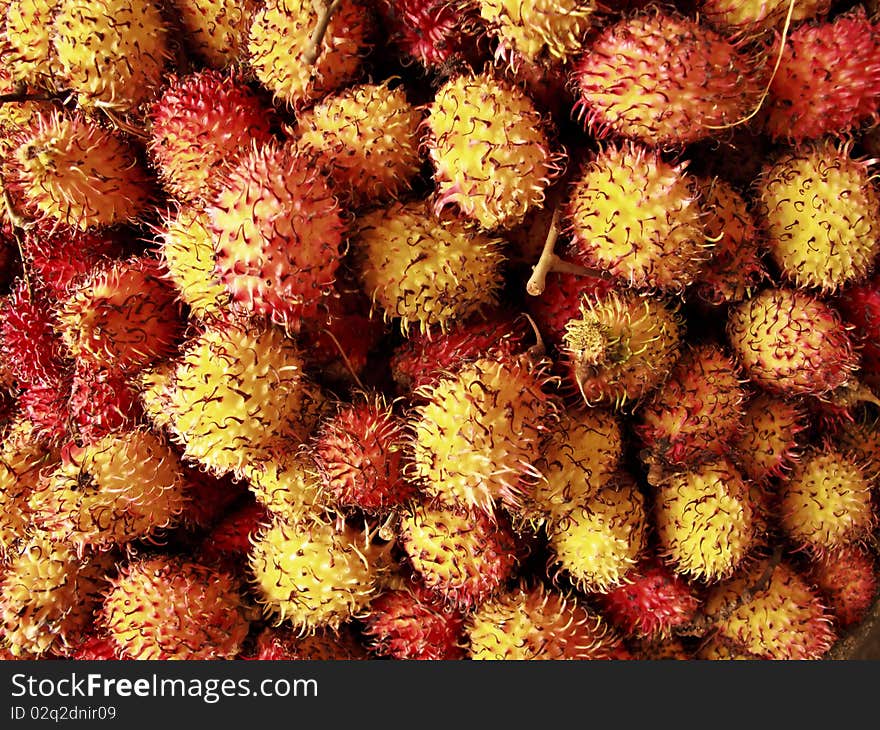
[0,0,879,662]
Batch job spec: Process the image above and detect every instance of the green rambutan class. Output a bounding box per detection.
[465,581,626,660]
[424,69,564,231]
[354,199,506,337]
[102,556,250,659]
[564,142,710,294]
[726,287,858,398]
[756,139,880,293]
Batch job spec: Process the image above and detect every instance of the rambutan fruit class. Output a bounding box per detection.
[102,555,250,660]
[476,0,595,65]
[690,176,765,307]
[17,375,71,445]
[248,515,386,633]
[246,624,369,660]
[354,198,506,337]
[832,415,880,480]
[3,109,155,230]
[703,559,837,660]
[632,636,693,660]
[635,343,747,469]
[424,69,564,231]
[653,458,756,582]
[726,287,858,398]
[400,503,519,611]
[561,288,684,410]
[532,407,624,522]
[700,0,831,33]
[837,273,880,390]
[176,466,248,534]
[238,445,327,523]
[524,270,616,349]
[295,79,423,207]
[1,0,62,88]
[66,364,141,445]
[148,69,276,203]
[0,437,56,557]
[51,0,170,113]
[169,0,259,68]
[313,394,414,514]
[763,9,880,143]
[145,321,314,478]
[410,354,556,515]
[158,205,233,321]
[390,310,530,394]
[57,256,185,375]
[778,445,875,556]
[376,0,479,68]
[756,139,880,293]
[31,428,188,552]
[547,478,648,594]
[247,0,372,111]
[571,8,763,147]
[361,582,466,660]
[0,535,111,657]
[207,140,345,329]
[733,392,806,482]
[465,581,626,660]
[198,499,271,567]
[67,632,122,661]
[0,280,69,387]
[805,544,878,629]
[20,225,125,302]
[595,557,701,641]
[564,142,710,294]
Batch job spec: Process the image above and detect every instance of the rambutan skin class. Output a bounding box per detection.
[806,544,878,629]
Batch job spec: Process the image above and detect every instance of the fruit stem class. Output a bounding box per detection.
[525,205,602,296]
[304,0,342,65]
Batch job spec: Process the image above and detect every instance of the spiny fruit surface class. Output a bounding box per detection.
[52,0,170,112]
[66,363,142,445]
[635,343,746,469]
[248,516,383,632]
[476,0,596,64]
[145,322,311,477]
[31,428,188,551]
[778,446,875,555]
[313,394,413,514]
[700,0,831,32]
[159,205,233,321]
[806,544,878,628]
[756,140,880,292]
[704,560,837,660]
[400,503,519,611]
[565,142,710,293]
[2,0,61,88]
[56,257,185,374]
[832,416,880,480]
[295,80,423,207]
[3,109,155,230]
[595,557,700,640]
[354,199,506,336]
[246,624,369,660]
[148,69,276,202]
[247,0,371,110]
[562,289,683,409]
[237,445,327,524]
[532,407,623,522]
[0,535,111,657]
[425,70,563,230]
[547,478,648,594]
[208,140,344,329]
[361,582,466,660]
[837,273,880,390]
[465,582,625,660]
[726,287,858,398]
[410,355,556,515]
[377,0,478,67]
[691,176,765,307]
[0,438,56,557]
[102,556,250,660]
[170,0,259,68]
[733,393,806,482]
[763,10,880,143]
[653,459,755,582]
[572,8,763,146]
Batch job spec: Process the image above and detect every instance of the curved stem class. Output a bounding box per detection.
[525,206,604,296]
[304,0,342,65]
